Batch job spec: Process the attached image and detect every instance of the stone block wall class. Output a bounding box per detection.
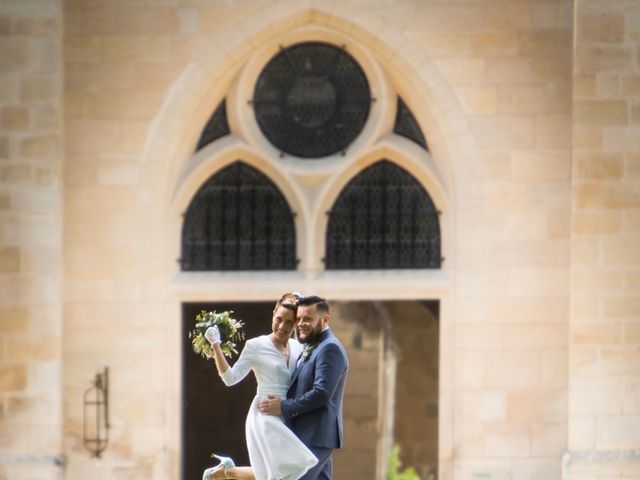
[567,0,640,478]
[0,1,637,479]
[0,1,63,479]
[61,1,574,478]
[433,2,573,478]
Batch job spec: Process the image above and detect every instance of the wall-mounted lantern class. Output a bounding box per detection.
[83,367,109,457]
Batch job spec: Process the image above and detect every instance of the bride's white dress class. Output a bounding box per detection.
[220,335,318,480]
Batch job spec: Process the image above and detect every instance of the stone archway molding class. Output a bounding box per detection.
[169,137,311,271]
[140,4,480,480]
[311,141,450,273]
[141,3,478,218]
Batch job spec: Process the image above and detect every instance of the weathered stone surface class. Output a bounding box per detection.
[0,363,27,391]
[0,246,20,272]
[0,1,638,480]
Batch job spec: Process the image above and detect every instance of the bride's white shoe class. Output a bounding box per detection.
[202,454,235,480]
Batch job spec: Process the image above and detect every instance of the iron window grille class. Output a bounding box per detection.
[181,161,297,271]
[195,99,231,152]
[394,97,428,150]
[325,160,441,269]
[252,42,372,158]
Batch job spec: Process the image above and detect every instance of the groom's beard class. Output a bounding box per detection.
[296,327,310,343]
[299,335,313,344]
[298,328,320,344]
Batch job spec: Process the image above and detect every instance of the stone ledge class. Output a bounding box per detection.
[564,449,640,463]
[0,454,64,467]
[563,449,640,477]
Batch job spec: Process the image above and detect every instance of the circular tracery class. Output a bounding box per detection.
[252,42,371,158]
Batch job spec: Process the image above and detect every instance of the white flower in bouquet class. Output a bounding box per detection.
[188,310,245,359]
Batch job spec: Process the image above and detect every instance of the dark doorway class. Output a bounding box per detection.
[181,300,439,480]
[330,300,439,480]
[181,302,273,480]
[389,301,439,479]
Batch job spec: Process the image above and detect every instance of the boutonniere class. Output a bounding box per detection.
[300,343,317,363]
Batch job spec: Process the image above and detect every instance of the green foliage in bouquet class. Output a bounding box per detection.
[188,310,245,359]
[387,445,422,480]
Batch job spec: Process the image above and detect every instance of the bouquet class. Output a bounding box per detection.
[188,310,245,359]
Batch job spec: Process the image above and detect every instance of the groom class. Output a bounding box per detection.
[258,295,349,480]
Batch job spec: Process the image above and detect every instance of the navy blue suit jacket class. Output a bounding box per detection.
[281,328,349,449]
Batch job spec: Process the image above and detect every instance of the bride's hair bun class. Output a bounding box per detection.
[275,292,301,311]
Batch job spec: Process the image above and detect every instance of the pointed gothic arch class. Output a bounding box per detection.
[136,5,482,479]
[181,161,297,271]
[325,160,441,270]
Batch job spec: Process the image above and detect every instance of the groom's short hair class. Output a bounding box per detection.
[298,295,329,315]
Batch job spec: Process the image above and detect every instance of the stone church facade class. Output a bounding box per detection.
[0,0,639,479]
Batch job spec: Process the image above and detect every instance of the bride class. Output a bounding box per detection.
[202,293,318,480]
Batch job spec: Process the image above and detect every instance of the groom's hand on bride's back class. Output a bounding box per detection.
[258,395,282,416]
